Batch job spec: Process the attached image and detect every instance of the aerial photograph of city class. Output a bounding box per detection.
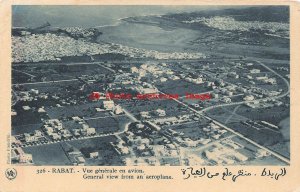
[11,5,290,166]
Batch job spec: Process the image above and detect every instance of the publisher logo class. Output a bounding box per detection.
[5,168,17,180]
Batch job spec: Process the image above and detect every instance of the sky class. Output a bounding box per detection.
[12,5,245,28]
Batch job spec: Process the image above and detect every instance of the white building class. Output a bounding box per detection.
[140,111,151,119]
[22,106,31,111]
[90,152,99,158]
[77,156,86,164]
[38,107,46,113]
[222,97,231,103]
[103,100,115,110]
[51,133,61,140]
[34,130,42,137]
[114,105,123,115]
[155,109,166,117]
[140,87,158,94]
[160,77,168,82]
[12,148,33,164]
[85,128,96,136]
[243,95,255,101]
[136,123,145,129]
[250,69,261,74]
[130,67,139,73]
[30,89,39,95]
[24,133,36,142]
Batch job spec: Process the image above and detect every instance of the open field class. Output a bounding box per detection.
[119,99,192,118]
[155,79,211,96]
[23,143,71,165]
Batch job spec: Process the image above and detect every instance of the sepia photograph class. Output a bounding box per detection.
[10,5,290,166]
[2,0,300,191]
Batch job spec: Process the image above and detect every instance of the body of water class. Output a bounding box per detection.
[97,22,202,52]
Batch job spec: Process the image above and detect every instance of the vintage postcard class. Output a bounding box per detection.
[0,0,300,191]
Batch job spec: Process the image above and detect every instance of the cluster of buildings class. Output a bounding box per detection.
[44,119,71,140]
[140,109,168,121]
[204,82,236,102]
[245,98,286,109]
[241,120,279,131]
[163,122,227,147]
[198,64,283,105]
[152,143,179,157]
[256,76,277,85]
[111,122,182,166]
[130,63,180,83]
[43,118,96,141]
[68,151,86,166]
[12,33,113,63]
[11,131,47,149]
[110,115,252,166]
[23,130,44,143]
[62,27,98,38]
[142,110,198,123]
[185,76,203,84]
[11,88,51,116]
[276,66,289,72]
[110,43,206,60]
[11,147,33,164]
[12,32,206,63]
[183,16,289,37]
[154,115,194,126]
[202,136,271,165]
[132,84,158,95]
[16,89,47,102]
[112,108,238,165]
[69,117,96,137]
[90,95,124,115]
[203,144,249,165]
[111,139,130,155]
